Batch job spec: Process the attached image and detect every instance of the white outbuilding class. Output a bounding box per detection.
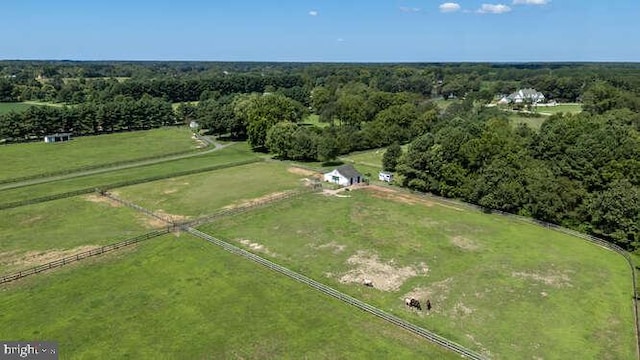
[323,164,362,187]
[378,171,393,182]
[44,133,72,143]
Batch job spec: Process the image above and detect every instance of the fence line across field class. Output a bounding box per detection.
[0,229,170,285]
[186,227,488,360]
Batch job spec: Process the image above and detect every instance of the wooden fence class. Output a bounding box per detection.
[0,229,170,285]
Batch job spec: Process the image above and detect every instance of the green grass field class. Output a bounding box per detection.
[0,143,258,205]
[115,162,310,217]
[301,114,329,128]
[509,114,547,130]
[0,102,33,114]
[199,189,636,359]
[507,103,582,130]
[0,127,201,182]
[0,196,153,274]
[0,235,459,359]
[536,103,582,115]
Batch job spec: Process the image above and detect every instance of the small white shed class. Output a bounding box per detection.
[323,164,362,187]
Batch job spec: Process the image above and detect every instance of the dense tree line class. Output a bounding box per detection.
[0,96,176,141]
[397,92,640,250]
[3,61,640,105]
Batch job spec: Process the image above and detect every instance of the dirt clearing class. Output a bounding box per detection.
[83,194,122,207]
[404,277,454,309]
[512,270,573,288]
[315,241,346,254]
[2,245,101,269]
[223,191,294,210]
[363,185,463,211]
[450,236,480,251]
[287,167,321,178]
[236,238,277,257]
[338,251,428,291]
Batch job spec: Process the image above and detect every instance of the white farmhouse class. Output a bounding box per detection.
[323,164,362,187]
[499,88,546,105]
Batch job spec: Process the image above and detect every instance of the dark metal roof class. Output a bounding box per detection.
[336,164,361,179]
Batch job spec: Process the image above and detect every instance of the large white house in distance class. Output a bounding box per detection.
[323,164,363,187]
[498,88,546,105]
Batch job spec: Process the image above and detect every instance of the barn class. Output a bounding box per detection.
[323,164,362,187]
[44,133,72,143]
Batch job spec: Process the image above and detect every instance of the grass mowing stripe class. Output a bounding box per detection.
[0,158,262,210]
[0,127,199,181]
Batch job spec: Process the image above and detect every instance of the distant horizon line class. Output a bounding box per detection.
[1,59,639,65]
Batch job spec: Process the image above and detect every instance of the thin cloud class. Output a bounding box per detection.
[308,10,318,16]
[399,6,421,13]
[336,38,345,43]
[478,4,512,14]
[513,0,549,4]
[439,3,461,13]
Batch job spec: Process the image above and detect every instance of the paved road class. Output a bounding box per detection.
[0,137,229,191]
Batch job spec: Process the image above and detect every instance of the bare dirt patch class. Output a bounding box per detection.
[450,235,480,251]
[222,191,295,210]
[363,185,463,211]
[83,194,122,207]
[452,301,475,317]
[136,210,189,229]
[364,186,434,206]
[288,167,321,178]
[4,245,101,269]
[404,278,454,310]
[163,189,178,194]
[236,239,277,257]
[315,241,346,254]
[512,270,573,288]
[156,210,190,223]
[19,215,44,226]
[321,187,351,198]
[338,251,428,291]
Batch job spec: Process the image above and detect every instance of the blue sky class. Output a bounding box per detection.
[1,0,639,62]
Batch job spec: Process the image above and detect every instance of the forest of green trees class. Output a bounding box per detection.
[0,61,638,250]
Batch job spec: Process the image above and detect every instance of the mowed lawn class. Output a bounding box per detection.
[509,114,547,130]
[0,235,459,359]
[0,127,200,181]
[0,143,258,205]
[0,102,34,114]
[537,103,582,115]
[199,189,636,359]
[0,196,155,274]
[115,162,310,217]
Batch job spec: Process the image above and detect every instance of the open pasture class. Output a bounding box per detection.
[0,143,257,205]
[0,127,201,182]
[0,196,155,274]
[0,234,458,359]
[115,162,314,217]
[199,187,636,359]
